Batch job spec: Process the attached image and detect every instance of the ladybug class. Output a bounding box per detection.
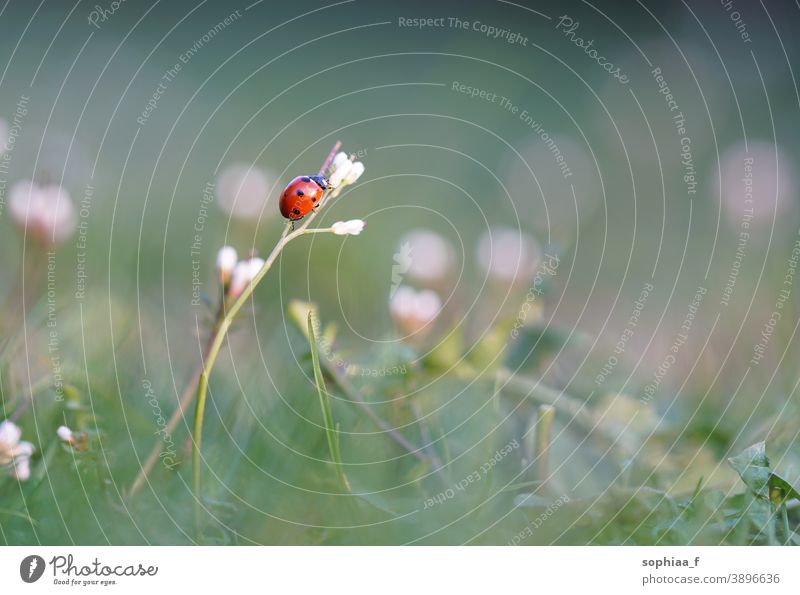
[279,175,329,220]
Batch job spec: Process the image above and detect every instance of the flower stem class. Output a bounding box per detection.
[319,140,341,176]
[533,404,555,493]
[192,174,337,533]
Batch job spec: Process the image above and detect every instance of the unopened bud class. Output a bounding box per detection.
[228,257,266,300]
[216,246,238,285]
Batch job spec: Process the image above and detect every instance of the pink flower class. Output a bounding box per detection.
[476,227,541,285]
[398,229,455,285]
[390,286,442,337]
[0,420,35,481]
[9,180,77,244]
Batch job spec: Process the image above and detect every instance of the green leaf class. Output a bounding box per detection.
[288,300,316,341]
[769,472,800,505]
[727,442,771,499]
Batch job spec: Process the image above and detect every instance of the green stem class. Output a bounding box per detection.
[534,404,555,493]
[192,194,336,532]
[767,505,778,546]
[781,501,791,545]
[307,312,350,492]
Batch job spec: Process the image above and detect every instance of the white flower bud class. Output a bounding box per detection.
[389,286,442,337]
[15,441,34,458]
[328,161,353,189]
[331,219,366,236]
[57,425,74,444]
[327,151,356,188]
[343,161,365,185]
[12,457,30,481]
[228,257,265,300]
[9,180,77,244]
[216,246,238,285]
[0,420,22,452]
[330,151,350,173]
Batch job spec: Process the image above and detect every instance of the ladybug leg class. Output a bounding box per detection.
[290,220,296,231]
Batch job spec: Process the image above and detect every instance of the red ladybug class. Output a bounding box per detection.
[279,175,329,220]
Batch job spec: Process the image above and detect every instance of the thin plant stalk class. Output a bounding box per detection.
[780,501,791,545]
[136,143,345,500]
[767,505,778,546]
[307,312,350,492]
[533,404,555,493]
[192,144,341,530]
[315,351,447,481]
[192,223,326,527]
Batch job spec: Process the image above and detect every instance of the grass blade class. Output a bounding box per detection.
[307,312,350,492]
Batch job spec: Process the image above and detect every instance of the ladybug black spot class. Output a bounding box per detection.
[292,208,301,215]
[301,176,311,183]
[296,189,304,196]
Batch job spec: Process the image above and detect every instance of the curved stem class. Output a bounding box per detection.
[189,140,340,532]
[319,140,341,176]
[192,219,330,530]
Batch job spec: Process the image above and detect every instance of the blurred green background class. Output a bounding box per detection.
[1,0,799,545]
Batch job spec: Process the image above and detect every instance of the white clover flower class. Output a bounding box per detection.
[0,420,22,466]
[56,425,74,444]
[0,419,35,481]
[343,161,365,185]
[216,163,273,219]
[331,219,366,236]
[389,286,442,337]
[476,227,541,285]
[12,456,31,481]
[228,256,265,300]
[216,246,238,285]
[399,229,456,285]
[9,180,77,245]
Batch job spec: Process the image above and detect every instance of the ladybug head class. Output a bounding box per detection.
[309,175,329,190]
